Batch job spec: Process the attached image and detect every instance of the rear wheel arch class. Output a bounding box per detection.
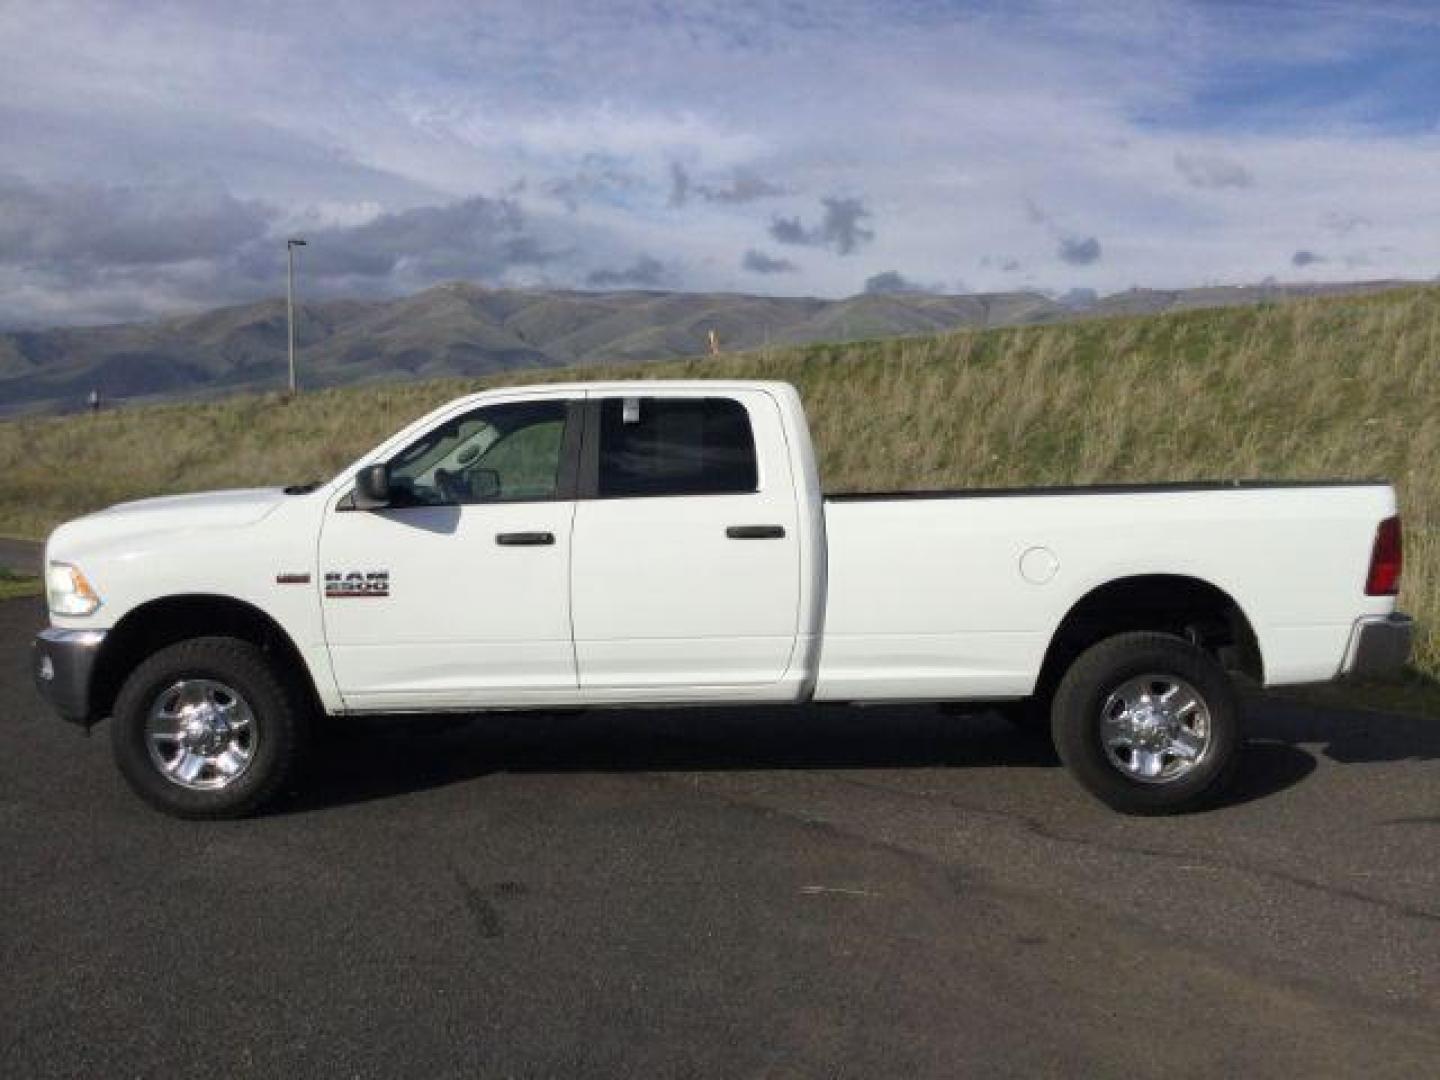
[90,594,322,723]
[1035,574,1263,705]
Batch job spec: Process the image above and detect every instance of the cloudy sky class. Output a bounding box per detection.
[1,0,1438,327]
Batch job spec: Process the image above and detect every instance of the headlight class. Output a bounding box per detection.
[47,562,101,616]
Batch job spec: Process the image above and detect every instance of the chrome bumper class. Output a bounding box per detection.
[32,627,107,725]
[1340,613,1414,679]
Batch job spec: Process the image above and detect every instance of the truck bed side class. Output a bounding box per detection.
[815,483,1398,701]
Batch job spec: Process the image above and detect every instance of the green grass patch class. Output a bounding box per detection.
[0,568,41,601]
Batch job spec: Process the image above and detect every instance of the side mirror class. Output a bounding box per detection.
[353,463,391,510]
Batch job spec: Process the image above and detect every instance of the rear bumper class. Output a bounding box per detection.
[1340,613,1414,679]
[32,627,107,725]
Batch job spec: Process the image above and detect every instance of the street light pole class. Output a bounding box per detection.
[286,238,307,395]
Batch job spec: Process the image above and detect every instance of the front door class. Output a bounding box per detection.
[318,395,581,709]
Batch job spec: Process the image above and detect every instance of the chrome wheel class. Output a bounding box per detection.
[144,679,257,791]
[1099,673,1211,784]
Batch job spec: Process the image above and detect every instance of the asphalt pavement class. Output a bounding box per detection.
[2,593,1438,1077]
[0,537,40,576]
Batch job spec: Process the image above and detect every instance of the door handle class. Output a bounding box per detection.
[726,524,786,539]
[496,531,555,546]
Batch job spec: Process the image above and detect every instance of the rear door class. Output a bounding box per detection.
[569,389,802,690]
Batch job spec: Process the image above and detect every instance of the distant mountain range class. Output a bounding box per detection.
[0,279,1415,416]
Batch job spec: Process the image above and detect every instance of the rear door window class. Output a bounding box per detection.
[596,397,758,498]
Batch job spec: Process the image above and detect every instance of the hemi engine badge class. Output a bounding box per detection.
[325,570,390,598]
[275,572,311,585]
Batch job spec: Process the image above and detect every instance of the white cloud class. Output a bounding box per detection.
[1175,152,1254,189]
[2,1,1439,324]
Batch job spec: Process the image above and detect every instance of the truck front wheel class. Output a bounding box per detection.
[110,637,306,819]
[1051,632,1240,814]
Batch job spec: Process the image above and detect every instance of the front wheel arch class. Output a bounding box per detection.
[90,594,324,724]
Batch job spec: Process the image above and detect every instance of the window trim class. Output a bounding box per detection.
[337,398,584,511]
[577,395,760,501]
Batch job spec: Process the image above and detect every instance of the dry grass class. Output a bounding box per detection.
[2,286,1436,695]
[0,569,40,601]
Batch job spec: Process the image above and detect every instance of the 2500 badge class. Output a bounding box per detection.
[325,570,390,598]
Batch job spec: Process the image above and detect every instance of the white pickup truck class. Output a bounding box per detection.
[33,380,1412,818]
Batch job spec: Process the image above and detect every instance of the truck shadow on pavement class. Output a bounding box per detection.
[277,697,1432,817]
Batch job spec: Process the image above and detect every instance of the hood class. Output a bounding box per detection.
[48,488,290,563]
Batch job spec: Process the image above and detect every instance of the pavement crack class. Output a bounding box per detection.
[645,772,987,896]
[830,774,1440,926]
[449,863,504,940]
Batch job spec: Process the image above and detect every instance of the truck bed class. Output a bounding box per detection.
[815,480,1397,700]
[825,479,1385,501]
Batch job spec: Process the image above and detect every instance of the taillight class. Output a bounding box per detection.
[1365,515,1402,596]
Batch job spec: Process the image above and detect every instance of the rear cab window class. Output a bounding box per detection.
[596,397,758,498]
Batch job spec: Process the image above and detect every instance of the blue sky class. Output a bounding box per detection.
[0,0,1437,327]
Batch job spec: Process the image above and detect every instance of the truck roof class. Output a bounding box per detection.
[460,379,798,402]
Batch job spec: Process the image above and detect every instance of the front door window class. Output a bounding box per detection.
[388,400,569,506]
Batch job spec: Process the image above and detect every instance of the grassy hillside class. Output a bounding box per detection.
[2,286,1436,695]
[0,279,1413,417]
[0,285,1071,415]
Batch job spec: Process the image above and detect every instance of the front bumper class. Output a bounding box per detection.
[32,627,107,725]
[1340,613,1414,679]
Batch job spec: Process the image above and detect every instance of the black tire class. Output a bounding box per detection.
[111,637,307,819]
[1051,632,1240,815]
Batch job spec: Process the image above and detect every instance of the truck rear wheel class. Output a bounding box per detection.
[1051,632,1240,814]
[111,637,306,819]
